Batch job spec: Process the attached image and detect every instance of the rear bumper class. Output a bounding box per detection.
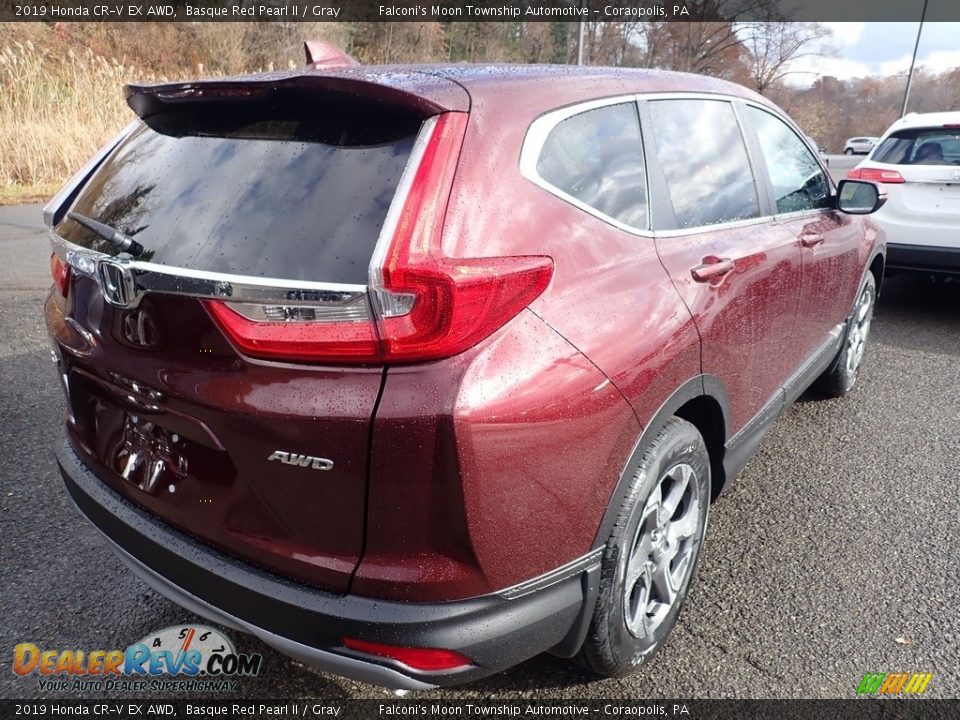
[57,439,598,689]
[886,242,960,274]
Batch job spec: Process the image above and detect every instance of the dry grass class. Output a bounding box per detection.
[0,39,166,203]
[0,22,344,204]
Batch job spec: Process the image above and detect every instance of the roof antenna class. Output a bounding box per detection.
[304,40,360,69]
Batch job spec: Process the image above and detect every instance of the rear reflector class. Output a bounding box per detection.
[848,167,905,184]
[342,638,472,672]
[50,254,71,297]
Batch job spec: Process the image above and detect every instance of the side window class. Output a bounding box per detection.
[746,106,830,214]
[646,99,760,229]
[536,102,647,228]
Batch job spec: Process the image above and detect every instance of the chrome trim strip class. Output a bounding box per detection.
[636,91,758,102]
[519,94,654,238]
[654,214,775,238]
[497,548,602,600]
[51,231,368,309]
[773,207,834,222]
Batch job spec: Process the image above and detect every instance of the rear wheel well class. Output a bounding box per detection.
[869,253,885,295]
[674,396,727,500]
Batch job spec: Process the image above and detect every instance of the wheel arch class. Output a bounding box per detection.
[673,392,728,501]
[591,375,731,551]
[869,251,885,296]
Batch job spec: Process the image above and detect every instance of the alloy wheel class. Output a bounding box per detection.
[623,463,705,639]
[845,281,875,379]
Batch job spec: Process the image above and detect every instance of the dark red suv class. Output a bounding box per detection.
[45,62,886,689]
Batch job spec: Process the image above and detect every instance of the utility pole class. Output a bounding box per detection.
[577,18,585,65]
[901,0,929,117]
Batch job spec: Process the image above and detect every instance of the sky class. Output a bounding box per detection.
[789,22,960,82]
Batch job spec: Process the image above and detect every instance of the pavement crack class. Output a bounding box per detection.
[744,654,786,681]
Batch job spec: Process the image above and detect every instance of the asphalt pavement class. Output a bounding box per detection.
[1,196,957,701]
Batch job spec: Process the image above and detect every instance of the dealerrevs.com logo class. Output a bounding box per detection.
[13,625,263,693]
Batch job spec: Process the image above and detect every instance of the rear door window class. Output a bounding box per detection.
[535,102,648,229]
[745,105,831,214]
[56,89,422,285]
[873,129,960,166]
[646,99,760,230]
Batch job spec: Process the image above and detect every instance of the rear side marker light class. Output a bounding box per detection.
[342,638,473,672]
[50,254,71,297]
[847,168,904,184]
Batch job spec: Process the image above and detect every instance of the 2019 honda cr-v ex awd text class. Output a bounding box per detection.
[45,59,887,689]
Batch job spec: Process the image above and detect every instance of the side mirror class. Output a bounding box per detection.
[835,179,887,215]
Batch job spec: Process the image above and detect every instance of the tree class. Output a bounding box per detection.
[738,21,833,94]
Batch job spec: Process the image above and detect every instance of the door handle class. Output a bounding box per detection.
[690,257,734,282]
[799,233,825,248]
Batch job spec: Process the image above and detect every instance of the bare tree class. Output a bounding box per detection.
[739,21,833,94]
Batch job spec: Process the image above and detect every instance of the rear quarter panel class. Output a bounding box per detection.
[356,311,639,600]
[358,80,704,598]
[440,81,702,449]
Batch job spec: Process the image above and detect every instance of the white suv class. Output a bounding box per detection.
[848,112,960,274]
[843,137,880,155]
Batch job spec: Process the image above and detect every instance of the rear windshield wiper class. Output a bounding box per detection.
[67,211,145,258]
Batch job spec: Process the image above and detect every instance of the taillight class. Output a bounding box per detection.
[207,111,553,365]
[371,112,553,363]
[342,637,472,672]
[50,254,71,297]
[374,257,553,362]
[847,167,904,183]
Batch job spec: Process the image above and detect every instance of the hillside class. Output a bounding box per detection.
[3,21,959,203]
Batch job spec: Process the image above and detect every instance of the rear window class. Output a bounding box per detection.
[57,88,423,285]
[872,128,960,166]
[535,102,648,228]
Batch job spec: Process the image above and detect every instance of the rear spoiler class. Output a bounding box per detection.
[126,71,469,120]
[304,40,359,69]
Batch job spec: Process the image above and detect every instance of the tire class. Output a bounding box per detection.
[844,148,854,155]
[814,271,877,398]
[577,417,711,677]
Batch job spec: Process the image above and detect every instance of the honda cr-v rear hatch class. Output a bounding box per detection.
[46,75,465,593]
